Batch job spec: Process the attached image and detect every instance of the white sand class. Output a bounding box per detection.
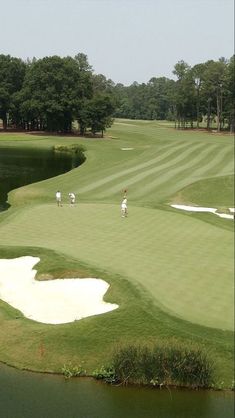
[121,147,134,150]
[115,122,137,126]
[0,256,118,325]
[171,204,234,220]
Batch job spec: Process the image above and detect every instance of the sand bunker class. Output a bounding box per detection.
[121,147,134,150]
[171,204,235,220]
[0,256,118,325]
[115,122,137,126]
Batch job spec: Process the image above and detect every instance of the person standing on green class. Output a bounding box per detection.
[69,192,76,206]
[121,198,128,217]
[56,190,62,207]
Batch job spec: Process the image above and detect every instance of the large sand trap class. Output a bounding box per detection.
[171,204,235,220]
[0,256,118,325]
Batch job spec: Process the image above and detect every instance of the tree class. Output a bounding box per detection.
[92,73,115,94]
[173,61,196,128]
[76,73,116,135]
[87,94,115,137]
[0,54,26,129]
[222,55,235,132]
[191,63,205,128]
[173,60,190,81]
[201,60,226,131]
[18,55,93,132]
[146,77,174,120]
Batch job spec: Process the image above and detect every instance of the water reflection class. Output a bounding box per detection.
[0,364,233,418]
[0,147,83,211]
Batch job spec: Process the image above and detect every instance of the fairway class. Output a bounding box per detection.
[0,120,234,383]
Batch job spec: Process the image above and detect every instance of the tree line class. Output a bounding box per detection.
[0,53,234,134]
[0,53,115,136]
[114,56,234,132]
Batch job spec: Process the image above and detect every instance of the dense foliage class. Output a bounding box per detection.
[99,342,214,389]
[0,53,115,135]
[0,53,234,133]
[114,56,235,132]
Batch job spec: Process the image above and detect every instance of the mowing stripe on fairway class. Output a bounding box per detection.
[97,142,206,198]
[98,142,221,199]
[133,144,231,199]
[79,142,188,193]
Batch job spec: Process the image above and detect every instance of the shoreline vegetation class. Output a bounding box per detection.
[92,342,215,389]
[0,120,234,391]
[53,144,87,163]
[53,144,86,153]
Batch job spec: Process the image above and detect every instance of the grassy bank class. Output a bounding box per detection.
[0,120,234,388]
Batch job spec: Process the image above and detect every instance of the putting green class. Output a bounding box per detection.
[1,202,233,330]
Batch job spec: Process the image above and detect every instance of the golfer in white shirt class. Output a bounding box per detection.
[56,191,62,206]
[69,192,76,206]
[121,198,128,217]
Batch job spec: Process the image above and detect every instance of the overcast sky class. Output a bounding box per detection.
[0,0,234,85]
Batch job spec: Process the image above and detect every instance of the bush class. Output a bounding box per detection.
[92,365,116,383]
[53,144,86,155]
[62,362,86,379]
[111,342,214,388]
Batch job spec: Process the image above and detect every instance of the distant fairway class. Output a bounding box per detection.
[0,120,234,383]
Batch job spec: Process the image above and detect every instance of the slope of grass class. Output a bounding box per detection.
[171,175,234,208]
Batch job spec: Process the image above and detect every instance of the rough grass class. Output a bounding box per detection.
[0,120,234,387]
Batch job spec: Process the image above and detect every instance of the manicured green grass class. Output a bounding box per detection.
[172,175,234,208]
[0,120,234,387]
[1,202,233,330]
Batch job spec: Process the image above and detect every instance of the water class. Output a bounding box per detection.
[0,146,83,210]
[0,364,233,418]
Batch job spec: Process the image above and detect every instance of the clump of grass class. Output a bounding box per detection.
[92,365,116,383]
[53,144,86,154]
[53,144,86,166]
[62,362,86,379]
[110,341,214,389]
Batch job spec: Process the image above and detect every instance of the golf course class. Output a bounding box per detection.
[0,119,234,388]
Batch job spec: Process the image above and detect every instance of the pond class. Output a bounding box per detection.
[0,363,234,418]
[0,145,234,418]
[0,146,83,211]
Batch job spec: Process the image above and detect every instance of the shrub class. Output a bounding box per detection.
[53,144,86,154]
[111,342,214,389]
[92,365,116,383]
[62,362,86,379]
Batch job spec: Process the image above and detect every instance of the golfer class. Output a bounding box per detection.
[69,192,76,206]
[121,198,128,217]
[56,190,62,207]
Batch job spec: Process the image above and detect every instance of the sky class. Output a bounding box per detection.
[0,0,234,85]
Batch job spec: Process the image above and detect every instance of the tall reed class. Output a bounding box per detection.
[112,341,214,388]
